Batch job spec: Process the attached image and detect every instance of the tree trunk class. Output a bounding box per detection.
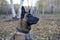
[10,0,16,18]
[42,7,44,15]
[17,0,24,18]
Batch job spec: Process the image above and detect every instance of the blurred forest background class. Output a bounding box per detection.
[0,0,60,40]
[0,0,60,15]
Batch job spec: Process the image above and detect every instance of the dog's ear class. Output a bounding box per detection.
[21,6,26,13]
[21,6,26,19]
[28,9,31,14]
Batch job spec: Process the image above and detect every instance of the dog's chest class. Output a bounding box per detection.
[17,19,30,32]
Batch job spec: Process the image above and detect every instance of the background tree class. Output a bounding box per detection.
[0,0,9,14]
[17,0,24,18]
[10,0,16,18]
[37,0,48,15]
[10,0,24,19]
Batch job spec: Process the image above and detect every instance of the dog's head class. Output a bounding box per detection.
[19,6,39,33]
[21,6,39,25]
[27,13,39,25]
[26,9,39,25]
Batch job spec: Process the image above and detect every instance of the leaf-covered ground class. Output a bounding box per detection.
[0,15,60,40]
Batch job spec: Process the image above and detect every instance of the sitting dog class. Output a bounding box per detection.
[9,6,39,40]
